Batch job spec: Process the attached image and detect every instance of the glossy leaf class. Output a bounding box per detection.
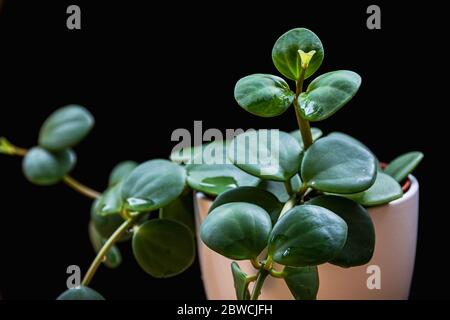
[307,196,375,267]
[289,127,323,148]
[184,140,260,196]
[209,186,282,225]
[228,130,302,181]
[132,219,195,278]
[121,159,186,212]
[201,202,272,260]
[301,136,377,193]
[272,28,324,80]
[268,204,347,267]
[257,175,302,203]
[298,70,361,121]
[22,147,76,185]
[39,105,94,151]
[337,172,403,207]
[328,131,379,167]
[234,74,294,117]
[57,286,105,300]
[90,199,129,241]
[283,266,319,300]
[384,151,424,183]
[231,262,251,300]
[159,193,195,233]
[88,222,122,269]
[109,161,138,186]
[96,182,124,216]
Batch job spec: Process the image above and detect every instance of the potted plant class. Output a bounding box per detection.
[171,27,423,300]
[0,105,196,300]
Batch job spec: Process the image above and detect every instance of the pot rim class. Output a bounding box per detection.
[195,174,419,208]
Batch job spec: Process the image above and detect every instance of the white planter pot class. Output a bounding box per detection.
[194,175,419,300]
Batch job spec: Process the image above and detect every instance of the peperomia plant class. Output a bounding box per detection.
[189,28,424,300]
[1,105,196,300]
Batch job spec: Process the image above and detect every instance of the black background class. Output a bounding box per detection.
[0,0,444,300]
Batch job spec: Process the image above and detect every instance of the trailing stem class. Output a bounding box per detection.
[293,67,313,150]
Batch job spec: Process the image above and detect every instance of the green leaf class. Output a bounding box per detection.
[159,193,195,233]
[328,132,380,167]
[96,182,124,216]
[268,204,347,267]
[121,159,186,212]
[257,175,302,203]
[272,28,324,80]
[384,151,424,183]
[200,202,272,260]
[209,186,282,225]
[228,130,302,181]
[90,199,129,241]
[132,219,195,278]
[22,147,76,185]
[289,127,323,147]
[283,266,319,300]
[298,70,361,121]
[185,140,260,196]
[234,74,294,117]
[57,286,105,300]
[39,105,94,151]
[301,136,377,193]
[109,161,138,186]
[231,262,251,300]
[307,196,375,267]
[88,222,122,269]
[336,172,403,207]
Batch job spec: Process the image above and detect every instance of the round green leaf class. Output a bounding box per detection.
[301,136,377,193]
[90,199,129,241]
[109,161,138,186]
[88,222,122,269]
[39,105,94,151]
[268,204,347,267]
[272,28,324,80]
[228,130,302,181]
[298,70,361,121]
[384,151,424,183]
[257,175,302,203]
[159,193,195,233]
[185,140,260,196]
[231,262,251,300]
[132,219,195,278]
[283,266,319,300]
[95,182,124,216]
[336,172,403,207]
[209,186,282,225]
[200,202,272,260]
[57,286,105,300]
[289,127,323,148]
[328,131,379,167]
[234,74,295,117]
[22,147,76,185]
[307,196,375,267]
[121,159,186,212]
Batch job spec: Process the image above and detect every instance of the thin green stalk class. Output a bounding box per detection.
[284,179,294,196]
[63,176,101,200]
[293,69,313,149]
[82,218,135,286]
[250,269,269,300]
[278,194,297,220]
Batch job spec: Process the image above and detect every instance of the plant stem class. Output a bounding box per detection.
[0,137,27,156]
[250,257,261,270]
[250,269,269,300]
[278,195,297,220]
[269,268,285,279]
[63,176,101,200]
[293,69,313,150]
[284,179,294,196]
[82,218,135,286]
